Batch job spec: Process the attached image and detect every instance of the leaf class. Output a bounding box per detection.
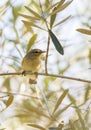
[50,7,57,28]
[6,95,14,108]
[19,13,40,21]
[56,0,65,8]
[46,2,59,12]
[27,124,46,130]
[54,15,72,27]
[25,6,41,18]
[52,89,68,113]
[49,29,64,55]
[50,1,65,28]
[51,0,73,15]
[53,103,72,118]
[69,120,76,130]
[76,28,91,35]
[75,106,87,130]
[22,20,46,31]
[26,34,37,53]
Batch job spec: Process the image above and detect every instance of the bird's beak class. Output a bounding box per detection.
[42,51,46,53]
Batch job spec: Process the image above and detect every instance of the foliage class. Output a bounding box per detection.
[0,0,91,130]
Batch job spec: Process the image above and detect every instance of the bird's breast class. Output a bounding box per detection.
[22,58,41,72]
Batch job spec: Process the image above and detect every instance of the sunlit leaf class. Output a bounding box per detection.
[69,120,76,130]
[57,0,65,8]
[27,123,46,130]
[53,89,68,113]
[51,0,73,15]
[76,28,91,35]
[50,7,57,28]
[75,106,87,130]
[32,1,41,12]
[6,95,14,108]
[22,20,46,31]
[25,6,41,18]
[3,78,11,91]
[53,103,72,118]
[50,0,65,26]
[12,6,22,20]
[88,49,91,64]
[49,29,64,55]
[45,0,51,8]
[54,15,72,27]
[19,13,40,21]
[26,34,37,53]
[85,86,90,101]
[68,93,76,105]
[46,2,59,12]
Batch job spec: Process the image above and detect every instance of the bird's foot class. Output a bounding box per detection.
[22,70,26,76]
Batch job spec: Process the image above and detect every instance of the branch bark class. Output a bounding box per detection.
[0,72,91,83]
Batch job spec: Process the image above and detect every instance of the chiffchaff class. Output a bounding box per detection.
[22,49,46,84]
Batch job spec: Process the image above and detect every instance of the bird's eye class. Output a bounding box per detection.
[34,51,39,53]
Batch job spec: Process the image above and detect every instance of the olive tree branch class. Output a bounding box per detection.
[45,33,50,74]
[0,72,91,83]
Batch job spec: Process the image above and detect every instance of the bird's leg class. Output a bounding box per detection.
[34,72,38,78]
[22,70,26,76]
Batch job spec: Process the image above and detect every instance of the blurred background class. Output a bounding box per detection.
[0,0,91,130]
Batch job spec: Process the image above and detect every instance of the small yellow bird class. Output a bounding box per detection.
[22,49,46,84]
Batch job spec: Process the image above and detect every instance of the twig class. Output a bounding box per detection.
[0,91,40,100]
[45,33,50,73]
[0,72,91,83]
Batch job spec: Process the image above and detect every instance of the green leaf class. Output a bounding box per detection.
[25,6,41,19]
[19,13,40,21]
[22,20,46,31]
[49,29,64,55]
[54,15,71,27]
[75,106,87,130]
[50,0,65,28]
[76,28,91,35]
[52,89,68,114]
[69,120,76,130]
[6,95,14,108]
[26,34,37,53]
[27,124,46,130]
[51,0,73,15]
[57,0,65,8]
[50,7,57,28]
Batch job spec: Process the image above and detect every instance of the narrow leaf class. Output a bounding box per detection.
[25,6,41,18]
[22,20,46,31]
[53,103,72,118]
[69,120,76,130]
[53,89,68,113]
[49,29,64,55]
[6,95,14,108]
[50,7,57,28]
[57,0,65,8]
[46,2,59,12]
[19,13,40,21]
[26,34,37,53]
[27,124,46,130]
[51,0,73,15]
[75,106,87,130]
[76,28,91,35]
[54,15,71,27]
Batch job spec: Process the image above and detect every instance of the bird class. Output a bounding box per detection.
[22,49,46,84]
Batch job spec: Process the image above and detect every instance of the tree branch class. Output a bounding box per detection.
[0,72,91,83]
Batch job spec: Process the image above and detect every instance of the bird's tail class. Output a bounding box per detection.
[29,78,37,84]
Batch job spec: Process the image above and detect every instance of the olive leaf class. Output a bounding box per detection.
[76,28,91,35]
[26,34,37,53]
[49,29,64,55]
